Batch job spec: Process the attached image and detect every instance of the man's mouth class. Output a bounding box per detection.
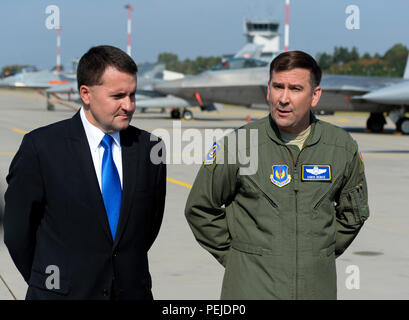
[277,108,292,115]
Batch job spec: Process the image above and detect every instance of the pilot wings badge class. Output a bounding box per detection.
[302,165,331,181]
[270,165,291,187]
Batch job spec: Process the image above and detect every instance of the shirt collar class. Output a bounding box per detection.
[80,107,121,151]
[265,112,321,147]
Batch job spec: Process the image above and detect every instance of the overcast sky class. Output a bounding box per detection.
[1,0,408,71]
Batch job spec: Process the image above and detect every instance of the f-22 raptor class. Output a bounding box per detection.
[154,56,409,134]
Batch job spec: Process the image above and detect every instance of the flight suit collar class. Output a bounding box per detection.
[265,112,322,148]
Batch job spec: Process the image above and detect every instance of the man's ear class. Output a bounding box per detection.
[79,85,91,105]
[311,86,322,108]
[266,81,271,101]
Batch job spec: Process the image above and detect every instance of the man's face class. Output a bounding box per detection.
[80,66,137,133]
[267,68,321,134]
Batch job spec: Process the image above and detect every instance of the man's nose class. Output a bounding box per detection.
[279,88,290,105]
[122,96,135,111]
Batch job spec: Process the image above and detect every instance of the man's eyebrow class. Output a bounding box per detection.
[271,82,304,88]
[288,83,304,88]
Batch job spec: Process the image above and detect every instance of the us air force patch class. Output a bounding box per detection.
[270,165,291,187]
[204,141,220,165]
[302,165,331,181]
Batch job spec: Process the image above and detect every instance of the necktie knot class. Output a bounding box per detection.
[101,134,114,151]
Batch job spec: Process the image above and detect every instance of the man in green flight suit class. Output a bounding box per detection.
[184,50,370,300]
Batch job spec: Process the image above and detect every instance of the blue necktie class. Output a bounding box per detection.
[100,134,122,240]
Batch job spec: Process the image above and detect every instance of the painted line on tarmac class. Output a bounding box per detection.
[336,118,351,123]
[0,274,17,300]
[167,177,192,189]
[0,152,15,156]
[12,128,28,135]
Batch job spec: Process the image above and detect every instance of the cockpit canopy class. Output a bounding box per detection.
[211,58,268,71]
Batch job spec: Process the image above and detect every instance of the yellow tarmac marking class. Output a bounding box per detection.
[12,128,28,134]
[167,177,192,189]
[336,118,350,123]
[0,152,15,156]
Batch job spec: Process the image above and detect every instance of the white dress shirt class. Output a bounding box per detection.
[80,107,123,190]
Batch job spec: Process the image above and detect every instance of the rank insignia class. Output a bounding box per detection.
[302,165,331,181]
[204,141,220,165]
[270,165,291,187]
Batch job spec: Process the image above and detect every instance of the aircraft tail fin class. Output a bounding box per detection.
[403,53,409,79]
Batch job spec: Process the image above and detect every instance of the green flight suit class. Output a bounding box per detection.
[185,114,369,300]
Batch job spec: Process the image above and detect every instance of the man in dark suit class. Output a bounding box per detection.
[3,45,166,300]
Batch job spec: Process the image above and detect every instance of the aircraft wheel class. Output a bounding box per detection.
[171,109,181,119]
[397,117,409,134]
[366,113,385,133]
[183,109,193,120]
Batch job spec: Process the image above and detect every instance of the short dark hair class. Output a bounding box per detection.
[77,45,138,91]
[269,50,322,88]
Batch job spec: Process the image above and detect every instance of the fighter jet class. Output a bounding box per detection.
[0,67,73,89]
[44,62,220,119]
[358,80,409,133]
[153,57,409,134]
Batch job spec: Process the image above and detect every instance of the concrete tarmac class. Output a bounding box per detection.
[1,88,408,300]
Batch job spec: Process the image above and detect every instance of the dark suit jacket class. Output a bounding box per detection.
[3,112,166,300]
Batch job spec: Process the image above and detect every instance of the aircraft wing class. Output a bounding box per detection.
[321,74,402,94]
[0,70,72,89]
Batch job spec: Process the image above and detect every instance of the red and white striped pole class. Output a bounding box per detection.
[56,27,61,74]
[125,5,133,56]
[284,0,290,52]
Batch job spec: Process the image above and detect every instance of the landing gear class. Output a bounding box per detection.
[170,108,194,120]
[182,109,193,120]
[397,117,409,134]
[170,108,181,119]
[366,112,386,133]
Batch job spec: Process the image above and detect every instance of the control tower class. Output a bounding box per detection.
[233,19,281,62]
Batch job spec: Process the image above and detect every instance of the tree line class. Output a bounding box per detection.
[316,43,409,77]
[2,43,408,78]
[156,52,222,75]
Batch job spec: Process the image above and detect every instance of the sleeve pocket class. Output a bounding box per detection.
[349,186,369,223]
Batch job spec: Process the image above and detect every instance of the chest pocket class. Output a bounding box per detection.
[312,176,343,208]
[238,176,278,209]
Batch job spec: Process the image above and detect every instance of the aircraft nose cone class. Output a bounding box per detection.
[363,81,409,104]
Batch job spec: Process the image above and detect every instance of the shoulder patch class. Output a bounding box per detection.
[204,141,220,165]
[270,165,291,187]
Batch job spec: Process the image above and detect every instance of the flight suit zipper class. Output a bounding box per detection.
[284,144,307,300]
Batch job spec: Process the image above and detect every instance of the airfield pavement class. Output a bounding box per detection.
[0,88,408,300]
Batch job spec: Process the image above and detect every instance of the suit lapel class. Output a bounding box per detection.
[67,112,113,243]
